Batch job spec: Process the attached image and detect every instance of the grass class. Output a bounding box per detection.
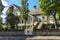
[58,27,60,29]
[1,24,60,30]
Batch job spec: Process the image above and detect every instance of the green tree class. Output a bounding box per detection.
[6,13,19,30]
[39,0,60,29]
[0,0,5,30]
[6,6,20,30]
[20,0,29,29]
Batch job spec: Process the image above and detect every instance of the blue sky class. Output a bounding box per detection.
[28,0,39,10]
[6,0,39,10]
[1,0,39,23]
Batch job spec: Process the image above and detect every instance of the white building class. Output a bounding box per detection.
[1,4,20,24]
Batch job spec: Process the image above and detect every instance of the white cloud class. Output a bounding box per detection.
[1,14,7,18]
[2,6,9,14]
[1,0,10,6]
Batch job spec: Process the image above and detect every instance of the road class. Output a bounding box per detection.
[0,36,60,40]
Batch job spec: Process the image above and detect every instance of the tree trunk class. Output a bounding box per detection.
[53,12,58,29]
[25,20,26,29]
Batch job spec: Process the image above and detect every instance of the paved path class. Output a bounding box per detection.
[26,36,60,39]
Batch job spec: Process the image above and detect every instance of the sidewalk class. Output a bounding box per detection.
[26,36,60,40]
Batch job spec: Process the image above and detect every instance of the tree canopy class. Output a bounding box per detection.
[39,0,60,16]
[20,0,29,20]
[39,0,60,29]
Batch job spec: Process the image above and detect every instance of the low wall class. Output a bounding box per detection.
[33,29,60,36]
[0,30,60,40]
[0,29,60,36]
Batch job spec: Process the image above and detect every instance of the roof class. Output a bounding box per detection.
[29,9,42,16]
[2,4,20,14]
[10,4,20,9]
